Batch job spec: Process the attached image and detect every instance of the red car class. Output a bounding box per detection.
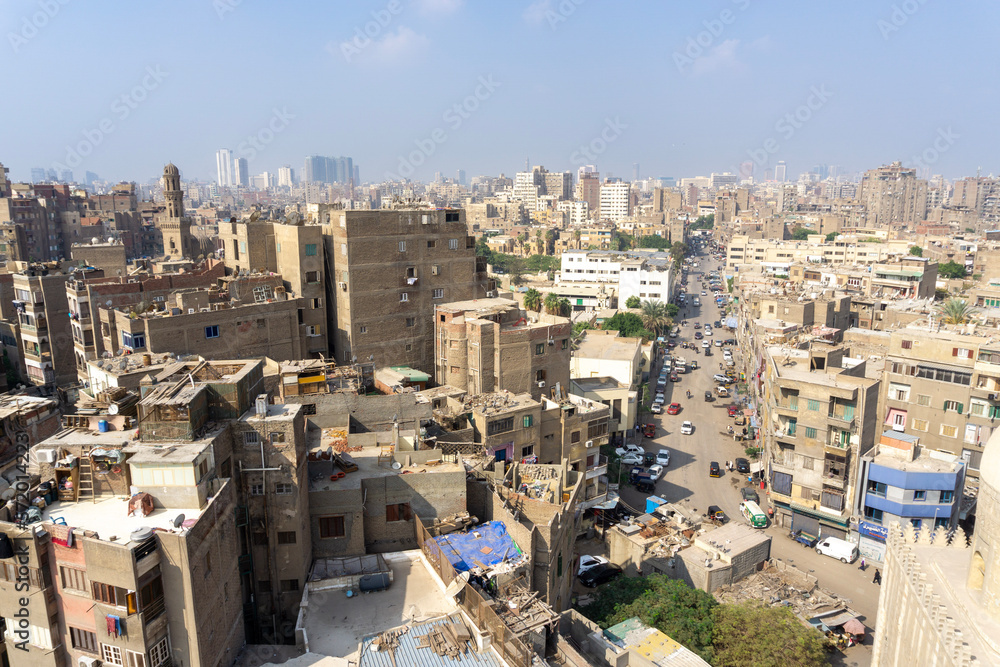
[666,402,681,415]
[643,423,656,437]
[727,404,740,417]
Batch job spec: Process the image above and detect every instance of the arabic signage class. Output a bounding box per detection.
[858,521,888,541]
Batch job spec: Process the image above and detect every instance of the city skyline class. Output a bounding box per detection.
[3,2,999,184]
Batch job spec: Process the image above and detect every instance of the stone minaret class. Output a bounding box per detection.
[163,162,184,219]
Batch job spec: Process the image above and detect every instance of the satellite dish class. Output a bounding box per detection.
[391,461,402,470]
[173,514,185,528]
[108,403,119,415]
[444,571,470,598]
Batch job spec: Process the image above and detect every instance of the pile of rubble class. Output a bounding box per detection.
[713,559,849,618]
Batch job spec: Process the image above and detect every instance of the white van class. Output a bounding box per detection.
[815,536,858,563]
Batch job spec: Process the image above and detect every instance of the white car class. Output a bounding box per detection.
[650,403,662,414]
[647,464,664,480]
[615,444,643,457]
[654,392,665,404]
[578,555,610,575]
[621,453,644,466]
[655,449,671,466]
[702,341,710,348]
[704,329,712,336]
[680,421,694,435]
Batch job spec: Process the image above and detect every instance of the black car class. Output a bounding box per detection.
[714,321,722,328]
[735,458,750,474]
[579,563,623,587]
[709,461,721,477]
[741,487,760,503]
[704,390,714,402]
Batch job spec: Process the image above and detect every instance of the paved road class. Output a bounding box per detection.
[614,249,880,663]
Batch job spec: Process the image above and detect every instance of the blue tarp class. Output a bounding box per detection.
[430,521,523,573]
[725,317,738,328]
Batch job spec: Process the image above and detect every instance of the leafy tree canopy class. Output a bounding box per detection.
[638,235,671,250]
[790,226,810,240]
[825,231,840,242]
[711,603,827,667]
[909,245,923,257]
[938,260,967,279]
[625,296,641,309]
[602,312,653,340]
[691,214,714,230]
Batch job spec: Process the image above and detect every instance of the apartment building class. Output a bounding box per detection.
[571,330,644,390]
[69,239,127,277]
[217,217,277,273]
[559,249,673,304]
[726,234,913,271]
[557,199,589,226]
[870,257,938,299]
[881,325,1000,483]
[757,345,881,539]
[854,430,965,561]
[321,206,487,373]
[577,172,601,217]
[434,297,571,401]
[599,181,631,222]
[746,291,852,334]
[857,161,928,226]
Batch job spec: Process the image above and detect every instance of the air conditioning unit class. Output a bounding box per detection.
[990,393,997,401]
[339,282,347,291]
[79,657,101,667]
[585,440,594,448]
[537,381,545,388]
[485,291,496,298]
[36,448,58,463]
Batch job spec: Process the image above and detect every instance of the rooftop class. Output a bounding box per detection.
[571,376,630,392]
[358,614,504,667]
[573,331,641,361]
[43,495,204,545]
[0,394,58,419]
[464,391,538,418]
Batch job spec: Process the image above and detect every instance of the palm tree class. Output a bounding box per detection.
[557,297,571,317]
[523,288,542,312]
[640,299,671,338]
[936,298,977,324]
[544,292,562,315]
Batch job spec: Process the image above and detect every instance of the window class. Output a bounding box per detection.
[944,400,964,414]
[400,293,409,302]
[60,566,87,592]
[305,270,320,283]
[913,490,926,501]
[149,638,170,667]
[360,326,368,334]
[250,483,264,496]
[909,519,923,530]
[432,288,444,299]
[521,445,534,458]
[280,579,300,593]
[341,243,347,255]
[275,483,293,494]
[122,331,145,349]
[488,417,514,435]
[138,576,164,619]
[867,480,887,498]
[386,502,412,522]
[806,399,820,411]
[535,369,546,383]
[398,241,406,252]
[971,401,988,417]
[888,383,910,401]
[278,531,297,544]
[953,347,972,359]
[103,644,124,666]
[427,240,436,248]
[244,431,260,446]
[941,424,958,438]
[864,506,884,524]
[535,343,545,355]
[571,431,581,443]
[917,394,931,406]
[70,626,98,653]
[92,581,134,608]
[523,415,533,428]
[449,238,459,250]
[786,420,797,436]
[911,418,929,431]
[205,325,220,339]
[901,340,913,349]
[305,243,318,256]
[941,490,954,503]
[405,317,415,327]
[561,338,568,350]
[319,515,346,538]
[801,456,814,470]
[804,427,817,439]
[269,432,286,444]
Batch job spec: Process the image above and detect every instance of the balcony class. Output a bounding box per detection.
[774,402,799,417]
[971,384,999,400]
[578,481,610,510]
[585,455,608,481]
[827,412,856,430]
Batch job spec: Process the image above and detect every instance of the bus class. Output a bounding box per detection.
[740,500,767,528]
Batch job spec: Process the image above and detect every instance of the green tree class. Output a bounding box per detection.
[711,603,827,667]
[625,296,641,309]
[543,292,565,315]
[601,312,653,340]
[909,245,923,257]
[557,297,571,316]
[825,231,840,242]
[936,298,977,324]
[507,256,526,286]
[790,226,810,240]
[669,241,688,268]
[691,214,714,230]
[638,235,671,250]
[613,232,635,251]
[523,288,542,312]
[665,303,680,318]
[640,299,671,337]
[938,260,967,279]
[580,575,717,663]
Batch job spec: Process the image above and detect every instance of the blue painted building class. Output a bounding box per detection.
[854,431,965,561]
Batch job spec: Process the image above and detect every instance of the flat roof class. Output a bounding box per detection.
[308,434,461,493]
[574,332,641,361]
[43,496,203,545]
[571,376,629,392]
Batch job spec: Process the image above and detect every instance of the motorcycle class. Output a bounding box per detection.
[686,390,692,399]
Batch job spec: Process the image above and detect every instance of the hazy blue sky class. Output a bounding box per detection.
[2,0,998,184]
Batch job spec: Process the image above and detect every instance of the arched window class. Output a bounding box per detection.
[969,551,985,591]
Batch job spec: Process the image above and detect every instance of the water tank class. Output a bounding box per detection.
[130,527,154,542]
[98,419,109,433]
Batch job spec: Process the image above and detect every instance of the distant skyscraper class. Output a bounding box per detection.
[632,163,640,182]
[775,161,787,183]
[30,167,46,182]
[278,165,294,188]
[739,161,754,181]
[353,165,360,186]
[84,171,98,185]
[434,171,442,183]
[303,155,354,184]
[578,164,597,181]
[456,169,466,185]
[216,148,234,187]
[234,157,249,187]
[59,169,72,183]
[304,156,325,183]
[46,168,57,181]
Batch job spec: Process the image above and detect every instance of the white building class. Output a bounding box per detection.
[557,200,589,225]
[559,249,673,306]
[599,181,631,221]
[215,148,233,187]
[513,171,541,209]
[278,165,294,188]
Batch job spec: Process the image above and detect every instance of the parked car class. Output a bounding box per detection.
[815,536,859,564]
[704,329,712,336]
[694,332,703,340]
[713,374,731,384]
[577,555,609,576]
[643,423,656,438]
[714,321,723,328]
[650,402,662,414]
[647,463,664,480]
[654,392,665,404]
[680,421,694,435]
[666,402,681,415]
[735,458,750,473]
[709,461,721,477]
[615,444,643,457]
[740,487,760,503]
[670,373,680,382]
[715,339,724,346]
[727,404,740,417]
[704,391,714,402]
[655,449,671,466]
[621,453,644,466]
[580,563,623,587]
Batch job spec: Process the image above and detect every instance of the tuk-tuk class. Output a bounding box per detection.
[643,451,656,466]
[706,505,726,525]
[689,359,699,370]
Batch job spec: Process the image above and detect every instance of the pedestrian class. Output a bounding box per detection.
[859,557,866,571]
[873,569,882,585]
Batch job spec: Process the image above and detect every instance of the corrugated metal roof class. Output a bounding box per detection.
[358,615,505,667]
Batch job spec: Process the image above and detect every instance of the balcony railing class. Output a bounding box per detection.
[585,455,608,480]
[827,412,855,429]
